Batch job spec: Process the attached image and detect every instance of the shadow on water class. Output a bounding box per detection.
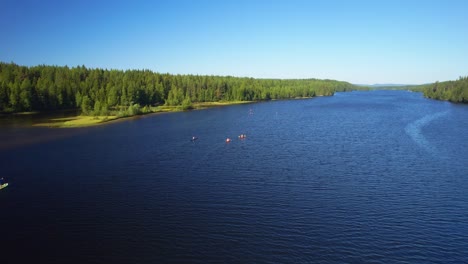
[0,109,79,127]
[0,109,86,151]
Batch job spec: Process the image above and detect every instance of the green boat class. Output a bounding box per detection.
[0,183,8,190]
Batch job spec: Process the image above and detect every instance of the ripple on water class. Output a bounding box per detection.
[404,110,449,154]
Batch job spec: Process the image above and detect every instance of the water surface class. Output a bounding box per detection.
[1,90,468,263]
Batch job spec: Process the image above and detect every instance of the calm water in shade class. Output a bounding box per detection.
[1,90,468,263]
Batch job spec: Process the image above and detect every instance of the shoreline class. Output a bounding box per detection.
[32,101,255,128]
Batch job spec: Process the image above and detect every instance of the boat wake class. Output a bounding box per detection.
[405,110,449,154]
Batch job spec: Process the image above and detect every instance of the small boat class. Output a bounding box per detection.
[226,138,231,143]
[191,136,198,141]
[238,134,247,139]
[0,183,8,190]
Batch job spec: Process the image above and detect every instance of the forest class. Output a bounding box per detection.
[0,62,359,115]
[422,76,468,103]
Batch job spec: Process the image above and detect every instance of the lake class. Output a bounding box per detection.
[1,90,468,263]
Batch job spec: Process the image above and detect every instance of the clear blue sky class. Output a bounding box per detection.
[2,0,467,84]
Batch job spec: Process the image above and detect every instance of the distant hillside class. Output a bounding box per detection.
[356,84,409,88]
[356,78,468,102]
[355,84,418,90]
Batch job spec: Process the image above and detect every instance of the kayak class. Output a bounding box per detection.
[0,183,8,190]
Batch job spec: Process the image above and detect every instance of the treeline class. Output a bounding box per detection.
[422,77,468,103]
[0,62,359,114]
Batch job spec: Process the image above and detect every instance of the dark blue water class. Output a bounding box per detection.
[1,90,468,263]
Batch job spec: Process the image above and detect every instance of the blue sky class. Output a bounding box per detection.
[2,0,467,84]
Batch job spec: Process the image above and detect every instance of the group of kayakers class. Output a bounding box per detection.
[227,134,246,142]
[226,134,246,142]
[191,134,247,143]
[191,109,252,143]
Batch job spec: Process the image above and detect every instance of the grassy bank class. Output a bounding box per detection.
[33,101,254,128]
[33,116,119,128]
